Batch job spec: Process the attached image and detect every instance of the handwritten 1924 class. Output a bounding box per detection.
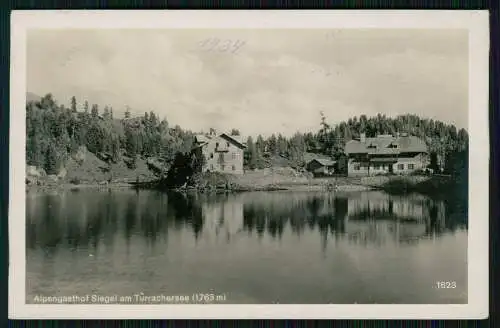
[198,38,246,54]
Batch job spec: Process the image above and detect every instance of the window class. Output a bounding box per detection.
[408,164,415,170]
[232,152,237,159]
[216,142,219,148]
[374,165,380,170]
[232,165,235,171]
[227,142,230,147]
[210,164,214,170]
[397,164,404,170]
[354,164,360,171]
[221,165,225,170]
[210,153,214,159]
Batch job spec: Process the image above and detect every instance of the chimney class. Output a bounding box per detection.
[360,133,366,143]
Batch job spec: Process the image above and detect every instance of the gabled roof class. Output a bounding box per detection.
[303,152,332,163]
[194,133,246,149]
[345,135,427,155]
[309,158,336,166]
[220,133,246,149]
[194,134,212,144]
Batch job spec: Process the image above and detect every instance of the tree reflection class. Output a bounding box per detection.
[26,190,205,252]
[26,189,467,252]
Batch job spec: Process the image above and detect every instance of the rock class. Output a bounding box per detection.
[47,175,58,182]
[57,167,67,179]
[26,165,46,177]
[73,146,87,163]
[26,165,39,177]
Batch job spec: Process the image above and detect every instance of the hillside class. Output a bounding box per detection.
[26,145,162,187]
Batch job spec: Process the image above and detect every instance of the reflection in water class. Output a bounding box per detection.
[27,191,206,254]
[26,189,468,304]
[27,190,467,252]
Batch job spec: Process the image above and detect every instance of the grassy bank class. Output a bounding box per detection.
[376,174,467,198]
[149,168,374,193]
[27,160,464,199]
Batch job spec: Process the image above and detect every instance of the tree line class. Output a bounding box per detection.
[26,94,194,175]
[26,93,468,178]
[243,112,468,176]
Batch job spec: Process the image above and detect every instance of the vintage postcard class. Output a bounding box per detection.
[9,10,489,319]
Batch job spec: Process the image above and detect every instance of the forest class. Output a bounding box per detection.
[26,93,468,179]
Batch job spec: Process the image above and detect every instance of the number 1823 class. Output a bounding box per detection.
[436,281,457,289]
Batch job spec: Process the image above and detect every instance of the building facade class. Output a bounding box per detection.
[194,132,246,175]
[344,133,429,177]
[305,158,336,177]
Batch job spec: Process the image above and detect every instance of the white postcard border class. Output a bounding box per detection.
[9,10,489,319]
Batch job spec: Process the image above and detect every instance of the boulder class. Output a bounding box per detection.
[57,167,67,179]
[73,146,87,163]
[26,165,46,177]
[26,165,40,177]
[47,175,58,182]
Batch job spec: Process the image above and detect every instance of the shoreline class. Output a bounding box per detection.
[25,174,461,199]
[26,180,376,193]
[26,182,136,192]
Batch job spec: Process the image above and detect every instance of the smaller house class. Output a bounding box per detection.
[306,158,336,177]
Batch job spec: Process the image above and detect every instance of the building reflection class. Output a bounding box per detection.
[26,189,467,253]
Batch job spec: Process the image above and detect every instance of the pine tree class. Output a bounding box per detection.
[103,106,110,120]
[267,134,277,154]
[71,96,77,113]
[125,128,138,158]
[91,104,99,119]
[44,147,59,175]
[111,136,121,163]
[244,136,256,169]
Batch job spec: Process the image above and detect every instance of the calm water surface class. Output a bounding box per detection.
[26,189,468,304]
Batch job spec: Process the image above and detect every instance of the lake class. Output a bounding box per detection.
[26,189,468,304]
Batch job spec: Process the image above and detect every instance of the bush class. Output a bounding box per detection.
[410,169,430,176]
[124,157,137,169]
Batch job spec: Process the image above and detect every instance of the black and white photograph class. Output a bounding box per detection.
[9,11,489,319]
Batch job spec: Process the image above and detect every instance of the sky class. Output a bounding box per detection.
[27,29,468,137]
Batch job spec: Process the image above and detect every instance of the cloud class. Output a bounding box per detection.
[27,29,468,136]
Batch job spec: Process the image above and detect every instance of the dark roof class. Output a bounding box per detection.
[345,135,427,155]
[220,133,246,149]
[307,158,336,166]
[194,133,246,149]
[303,152,332,163]
[194,134,212,145]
